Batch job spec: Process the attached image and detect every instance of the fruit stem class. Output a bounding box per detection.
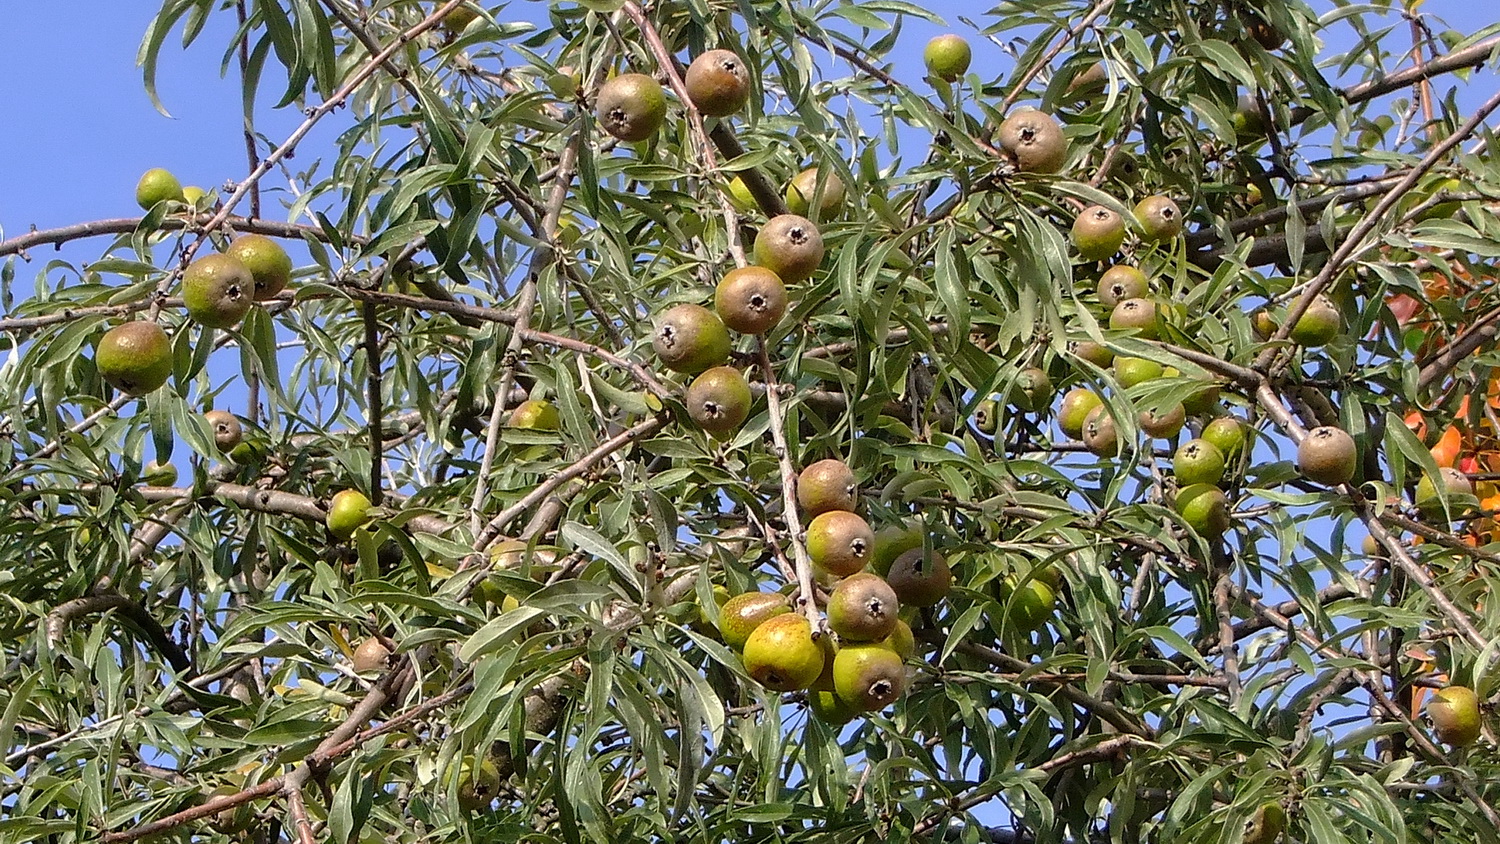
[754,338,822,630]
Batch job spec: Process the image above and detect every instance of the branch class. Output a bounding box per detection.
[473,414,668,550]
[1255,86,1500,370]
[755,339,822,629]
[44,593,191,674]
[0,215,353,260]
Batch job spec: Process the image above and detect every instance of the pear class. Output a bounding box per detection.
[742,613,824,692]
[96,322,174,396]
[753,214,825,283]
[1429,684,1482,746]
[1071,205,1125,261]
[685,366,751,437]
[718,591,789,651]
[183,254,254,328]
[997,109,1067,173]
[826,573,900,642]
[596,73,667,142]
[684,49,750,117]
[833,643,906,712]
[326,489,373,540]
[886,547,951,606]
[204,410,243,452]
[797,458,858,517]
[352,637,391,673]
[653,304,730,374]
[226,234,293,300]
[805,510,875,577]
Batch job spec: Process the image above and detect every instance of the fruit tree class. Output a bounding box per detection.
[3,1,1500,842]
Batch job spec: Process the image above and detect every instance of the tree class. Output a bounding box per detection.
[1,0,1499,841]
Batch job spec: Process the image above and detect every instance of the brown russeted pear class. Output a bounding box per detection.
[1109,297,1159,339]
[1071,205,1125,261]
[714,266,787,335]
[204,410,242,452]
[1133,195,1183,242]
[753,214,824,283]
[997,109,1067,174]
[826,573,900,642]
[1298,425,1357,486]
[684,49,750,117]
[886,547,951,606]
[797,458,858,517]
[1081,404,1119,457]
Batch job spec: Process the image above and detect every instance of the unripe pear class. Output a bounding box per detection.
[1071,205,1125,262]
[742,613,824,692]
[182,254,254,329]
[1057,389,1102,440]
[805,510,875,577]
[596,73,667,142]
[226,234,293,300]
[653,304,730,374]
[135,167,184,210]
[507,399,561,431]
[924,34,972,81]
[833,643,906,712]
[326,489,373,539]
[718,591,789,651]
[96,322,174,396]
[1429,684,1482,746]
[685,366,751,437]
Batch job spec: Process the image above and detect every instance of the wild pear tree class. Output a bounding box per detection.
[2,2,1500,843]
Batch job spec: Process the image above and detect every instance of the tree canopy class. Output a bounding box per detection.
[3,1,1500,842]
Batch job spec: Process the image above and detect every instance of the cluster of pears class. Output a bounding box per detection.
[94,172,295,398]
[593,44,751,144]
[923,36,1187,261]
[653,212,825,437]
[716,460,953,723]
[135,167,211,211]
[588,48,845,439]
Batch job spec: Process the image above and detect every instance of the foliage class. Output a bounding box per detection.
[2,0,1500,842]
